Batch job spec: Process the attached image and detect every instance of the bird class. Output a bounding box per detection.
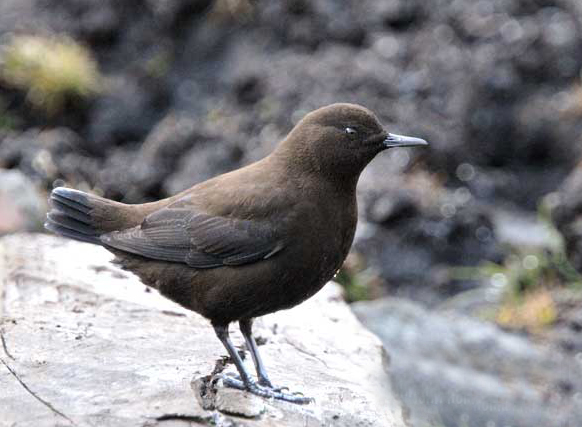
[45,103,428,404]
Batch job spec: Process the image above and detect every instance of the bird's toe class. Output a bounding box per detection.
[220,374,247,390]
[257,377,275,388]
[219,375,312,404]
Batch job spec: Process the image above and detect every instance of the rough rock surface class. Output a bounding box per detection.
[0,233,404,427]
[353,297,582,427]
[354,170,506,304]
[0,168,46,235]
[554,161,582,274]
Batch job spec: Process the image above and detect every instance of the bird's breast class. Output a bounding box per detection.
[282,193,358,298]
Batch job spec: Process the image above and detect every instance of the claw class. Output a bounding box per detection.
[219,375,312,404]
[258,378,274,388]
[257,378,291,394]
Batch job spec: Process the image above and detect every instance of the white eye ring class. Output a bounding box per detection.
[345,127,357,135]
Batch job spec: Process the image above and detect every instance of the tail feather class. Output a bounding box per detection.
[47,211,99,236]
[46,187,153,246]
[51,193,92,214]
[52,187,94,208]
[45,221,101,245]
[45,187,103,245]
[49,198,92,224]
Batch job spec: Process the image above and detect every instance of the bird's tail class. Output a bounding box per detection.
[45,187,120,245]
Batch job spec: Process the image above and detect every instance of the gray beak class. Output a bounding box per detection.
[383,133,428,148]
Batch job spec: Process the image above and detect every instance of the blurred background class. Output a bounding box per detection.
[1,0,582,426]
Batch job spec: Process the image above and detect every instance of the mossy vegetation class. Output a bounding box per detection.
[451,197,582,332]
[336,252,382,303]
[0,96,19,130]
[496,288,557,331]
[0,35,101,114]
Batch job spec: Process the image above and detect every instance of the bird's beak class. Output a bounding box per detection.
[383,133,428,148]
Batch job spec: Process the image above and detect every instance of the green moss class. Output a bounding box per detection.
[144,50,172,79]
[452,197,582,293]
[335,267,370,302]
[0,96,19,130]
[0,114,16,130]
[335,252,383,303]
[0,35,101,114]
[449,197,582,330]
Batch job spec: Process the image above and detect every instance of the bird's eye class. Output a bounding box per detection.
[345,127,357,135]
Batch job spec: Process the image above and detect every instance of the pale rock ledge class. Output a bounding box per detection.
[0,233,405,427]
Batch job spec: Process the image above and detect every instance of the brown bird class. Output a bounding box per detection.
[45,103,427,403]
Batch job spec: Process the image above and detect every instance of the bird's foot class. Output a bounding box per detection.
[258,378,289,392]
[220,375,312,404]
[224,372,290,393]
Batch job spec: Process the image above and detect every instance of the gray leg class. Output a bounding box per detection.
[239,319,274,388]
[213,324,254,386]
[212,324,312,404]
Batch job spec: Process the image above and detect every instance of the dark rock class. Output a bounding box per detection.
[145,0,214,29]
[355,171,505,304]
[87,75,169,149]
[95,144,144,202]
[366,189,418,226]
[553,162,582,273]
[0,128,85,186]
[164,140,243,195]
[36,0,121,44]
[552,295,582,353]
[234,75,264,105]
[257,1,369,48]
[128,112,201,196]
[2,0,582,211]
[353,297,582,427]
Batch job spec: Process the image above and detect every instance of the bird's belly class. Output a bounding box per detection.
[266,213,356,311]
[110,217,355,325]
[260,235,351,312]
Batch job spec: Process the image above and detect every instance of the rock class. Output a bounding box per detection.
[0,168,46,234]
[352,297,582,427]
[129,112,201,196]
[544,289,582,356]
[213,387,265,418]
[145,0,214,29]
[0,233,404,427]
[164,141,242,195]
[491,207,557,249]
[553,162,582,273]
[3,0,582,210]
[133,111,244,197]
[86,75,169,149]
[353,171,505,305]
[0,128,103,192]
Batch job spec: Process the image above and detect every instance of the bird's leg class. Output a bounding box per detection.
[213,324,312,404]
[239,318,275,389]
[213,324,255,386]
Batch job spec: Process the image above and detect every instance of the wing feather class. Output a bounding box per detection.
[101,207,285,268]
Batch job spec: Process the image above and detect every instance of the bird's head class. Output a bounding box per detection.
[275,103,428,181]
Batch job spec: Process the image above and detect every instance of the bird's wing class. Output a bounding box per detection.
[100,208,285,268]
